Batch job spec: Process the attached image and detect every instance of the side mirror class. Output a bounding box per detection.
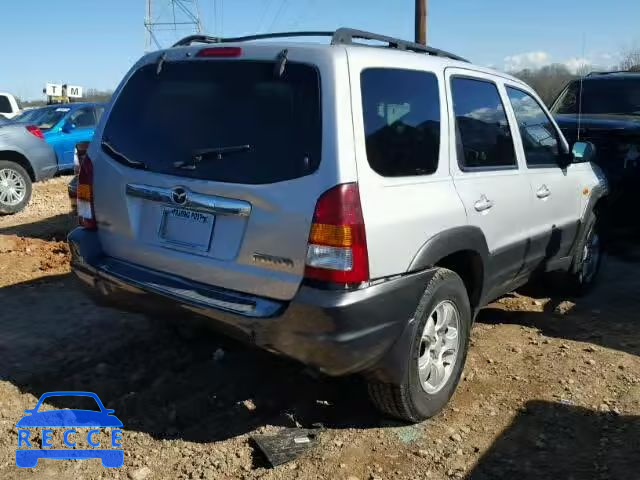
[62,121,76,133]
[572,141,596,164]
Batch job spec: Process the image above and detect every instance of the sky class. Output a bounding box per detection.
[3,0,639,100]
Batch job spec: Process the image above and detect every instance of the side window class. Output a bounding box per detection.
[506,87,561,167]
[69,107,96,128]
[451,77,516,169]
[95,106,105,123]
[0,96,11,114]
[361,68,440,177]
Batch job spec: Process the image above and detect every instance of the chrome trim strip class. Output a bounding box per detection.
[98,258,262,315]
[126,183,251,217]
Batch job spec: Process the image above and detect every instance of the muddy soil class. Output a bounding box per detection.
[0,177,638,479]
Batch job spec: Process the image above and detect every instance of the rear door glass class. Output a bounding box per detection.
[103,60,321,184]
[451,77,517,169]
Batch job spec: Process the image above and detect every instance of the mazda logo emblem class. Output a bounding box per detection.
[171,187,188,205]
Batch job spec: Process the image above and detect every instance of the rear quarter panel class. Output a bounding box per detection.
[0,125,57,180]
[346,49,467,279]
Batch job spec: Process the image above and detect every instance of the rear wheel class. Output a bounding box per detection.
[0,161,32,215]
[367,268,471,422]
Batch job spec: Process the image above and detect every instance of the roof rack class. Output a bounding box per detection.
[172,27,469,62]
[586,70,639,77]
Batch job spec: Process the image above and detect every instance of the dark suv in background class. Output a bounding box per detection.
[551,72,640,238]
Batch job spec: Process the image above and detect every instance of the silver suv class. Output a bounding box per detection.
[69,29,607,422]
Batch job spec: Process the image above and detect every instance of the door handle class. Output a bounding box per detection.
[536,185,551,199]
[474,195,494,212]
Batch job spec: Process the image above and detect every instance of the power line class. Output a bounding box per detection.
[257,0,277,33]
[267,0,290,33]
[213,0,220,35]
[290,0,315,29]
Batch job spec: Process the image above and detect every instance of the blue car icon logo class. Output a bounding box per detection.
[16,391,123,468]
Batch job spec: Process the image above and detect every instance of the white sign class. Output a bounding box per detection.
[45,83,62,96]
[67,85,83,98]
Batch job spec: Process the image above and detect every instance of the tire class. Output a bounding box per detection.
[564,213,603,296]
[367,268,472,422]
[0,161,32,215]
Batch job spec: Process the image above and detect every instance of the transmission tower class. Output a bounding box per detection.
[144,0,203,51]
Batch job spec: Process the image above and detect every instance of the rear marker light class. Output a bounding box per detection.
[196,47,242,58]
[77,154,97,230]
[26,125,44,139]
[304,183,369,284]
[74,141,90,175]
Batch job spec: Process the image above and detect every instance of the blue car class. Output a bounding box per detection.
[11,103,104,170]
[16,391,123,468]
[37,103,105,171]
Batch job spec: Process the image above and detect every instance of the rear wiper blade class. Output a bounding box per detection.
[101,140,147,169]
[173,144,252,169]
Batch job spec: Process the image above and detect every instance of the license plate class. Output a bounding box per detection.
[159,207,214,252]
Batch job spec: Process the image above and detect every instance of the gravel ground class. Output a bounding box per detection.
[0,177,638,480]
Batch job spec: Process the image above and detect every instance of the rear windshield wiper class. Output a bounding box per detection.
[101,139,147,169]
[173,144,252,169]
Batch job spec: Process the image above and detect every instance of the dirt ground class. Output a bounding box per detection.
[0,176,638,480]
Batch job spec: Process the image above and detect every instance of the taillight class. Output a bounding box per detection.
[77,154,97,230]
[74,142,90,175]
[26,125,44,139]
[304,183,369,285]
[196,47,242,58]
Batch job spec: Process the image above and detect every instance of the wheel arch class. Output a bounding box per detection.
[408,226,489,311]
[0,150,36,181]
[570,183,608,271]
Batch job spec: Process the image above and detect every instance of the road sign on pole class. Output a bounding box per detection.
[66,85,83,98]
[45,83,63,96]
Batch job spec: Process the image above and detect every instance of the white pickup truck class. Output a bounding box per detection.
[0,92,21,119]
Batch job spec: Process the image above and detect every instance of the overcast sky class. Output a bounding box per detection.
[3,0,639,100]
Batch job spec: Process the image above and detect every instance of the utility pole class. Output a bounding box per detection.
[415,0,427,45]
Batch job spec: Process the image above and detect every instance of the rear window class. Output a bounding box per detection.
[0,96,12,114]
[102,60,321,184]
[361,68,440,177]
[552,78,640,115]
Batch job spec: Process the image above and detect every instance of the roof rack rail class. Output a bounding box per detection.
[586,70,638,77]
[172,27,469,62]
[331,28,468,62]
[173,31,334,47]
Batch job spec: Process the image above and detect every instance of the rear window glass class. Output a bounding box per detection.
[0,96,11,114]
[102,60,321,184]
[552,78,640,116]
[361,68,440,177]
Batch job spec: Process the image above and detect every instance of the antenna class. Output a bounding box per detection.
[577,33,586,141]
[145,0,203,51]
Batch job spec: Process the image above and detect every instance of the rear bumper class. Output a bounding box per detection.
[68,228,433,377]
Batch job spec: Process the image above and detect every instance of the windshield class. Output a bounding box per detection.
[102,60,321,184]
[34,394,102,412]
[552,78,640,115]
[32,107,70,130]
